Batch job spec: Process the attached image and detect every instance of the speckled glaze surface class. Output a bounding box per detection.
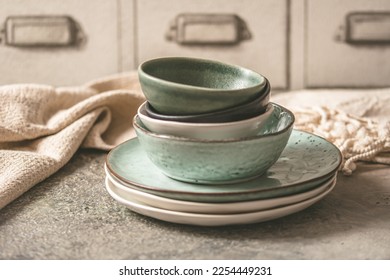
[144,78,270,123]
[133,104,294,184]
[106,130,341,202]
[138,102,274,140]
[138,57,267,115]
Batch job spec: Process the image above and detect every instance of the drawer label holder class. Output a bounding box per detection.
[0,15,86,47]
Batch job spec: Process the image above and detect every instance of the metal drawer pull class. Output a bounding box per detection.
[0,15,85,47]
[166,13,251,45]
[336,12,390,44]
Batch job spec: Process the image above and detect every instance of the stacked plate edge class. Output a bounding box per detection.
[103,130,342,226]
[104,172,337,226]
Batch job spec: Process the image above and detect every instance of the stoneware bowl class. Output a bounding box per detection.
[144,77,271,123]
[133,103,295,184]
[138,101,274,140]
[138,57,267,115]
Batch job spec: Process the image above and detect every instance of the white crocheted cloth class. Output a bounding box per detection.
[273,89,390,175]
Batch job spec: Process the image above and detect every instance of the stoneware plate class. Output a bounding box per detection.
[105,177,336,226]
[105,130,342,202]
[106,172,336,214]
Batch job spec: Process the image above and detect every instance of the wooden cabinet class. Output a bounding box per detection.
[0,0,128,86]
[1,0,390,89]
[136,0,289,90]
[305,0,390,88]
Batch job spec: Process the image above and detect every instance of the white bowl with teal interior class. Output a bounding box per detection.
[133,103,295,184]
[137,101,274,140]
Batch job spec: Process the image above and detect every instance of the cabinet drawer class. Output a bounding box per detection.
[306,0,390,88]
[136,0,288,90]
[0,0,123,86]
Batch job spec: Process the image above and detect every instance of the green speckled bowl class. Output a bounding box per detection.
[138,57,267,115]
[133,103,295,184]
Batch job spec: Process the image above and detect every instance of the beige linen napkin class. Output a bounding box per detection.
[0,72,145,209]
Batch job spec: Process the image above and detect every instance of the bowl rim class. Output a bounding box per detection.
[138,101,274,128]
[143,78,271,122]
[138,56,267,93]
[133,102,295,143]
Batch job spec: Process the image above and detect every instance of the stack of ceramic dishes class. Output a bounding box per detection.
[104,57,342,226]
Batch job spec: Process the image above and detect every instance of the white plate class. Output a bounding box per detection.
[106,171,336,214]
[105,177,336,226]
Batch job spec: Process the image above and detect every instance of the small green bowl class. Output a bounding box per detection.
[133,103,295,184]
[138,57,267,115]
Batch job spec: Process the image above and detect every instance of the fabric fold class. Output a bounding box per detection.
[0,72,145,209]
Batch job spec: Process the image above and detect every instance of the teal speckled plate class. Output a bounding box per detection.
[106,130,342,203]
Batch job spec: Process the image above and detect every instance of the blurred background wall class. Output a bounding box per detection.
[0,0,390,90]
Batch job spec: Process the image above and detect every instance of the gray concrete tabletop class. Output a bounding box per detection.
[0,150,389,259]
